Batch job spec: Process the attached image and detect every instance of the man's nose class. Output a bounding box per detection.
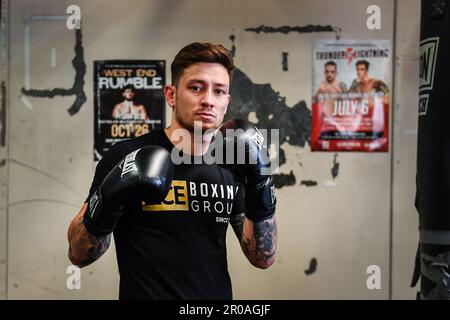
[201,87,214,107]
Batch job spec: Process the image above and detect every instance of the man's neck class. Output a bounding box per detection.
[164,125,212,156]
[360,76,370,83]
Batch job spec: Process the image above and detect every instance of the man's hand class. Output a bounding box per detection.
[83,145,174,238]
[68,203,112,268]
[218,119,277,269]
[218,119,276,222]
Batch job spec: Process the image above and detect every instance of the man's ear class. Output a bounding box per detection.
[164,85,176,108]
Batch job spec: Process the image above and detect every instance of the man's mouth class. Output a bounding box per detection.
[196,112,216,121]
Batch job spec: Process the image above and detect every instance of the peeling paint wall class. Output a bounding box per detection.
[225,0,394,299]
[3,0,419,299]
[21,29,86,116]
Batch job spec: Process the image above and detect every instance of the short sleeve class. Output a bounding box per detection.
[84,142,128,203]
[231,181,245,216]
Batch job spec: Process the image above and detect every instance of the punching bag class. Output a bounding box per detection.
[412,0,450,299]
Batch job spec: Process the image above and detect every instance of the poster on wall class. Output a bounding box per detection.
[311,40,391,152]
[93,60,165,160]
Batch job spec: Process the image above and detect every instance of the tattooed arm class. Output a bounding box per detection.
[67,203,112,268]
[230,213,277,269]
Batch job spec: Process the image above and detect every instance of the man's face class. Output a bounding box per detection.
[167,62,231,132]
[123,89,135,100]
[356,64,368,80]
[324,65,337,83]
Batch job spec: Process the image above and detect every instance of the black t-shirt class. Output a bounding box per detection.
[86,129,245,300]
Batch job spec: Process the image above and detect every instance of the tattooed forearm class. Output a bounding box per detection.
[231,213,277,269]
[230,213,245,241]
[68,205,112,267]
[252,217,277,263]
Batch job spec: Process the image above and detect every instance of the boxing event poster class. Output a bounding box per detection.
[311,40,392,152]
[93,60,165,160]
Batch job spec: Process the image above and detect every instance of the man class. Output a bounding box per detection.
[67,42,277,300]
[348,59,390,117]
[348,60,389,95]
[315,60,347,98]
[111,85,149,120]
[314,61,347,116]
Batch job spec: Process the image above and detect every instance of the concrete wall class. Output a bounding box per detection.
[1,0,420,299]
[0,0,9,301]
[391,0,420,300]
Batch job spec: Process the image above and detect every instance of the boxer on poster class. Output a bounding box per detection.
[111,85,150,121]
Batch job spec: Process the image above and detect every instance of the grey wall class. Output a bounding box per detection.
[0,0,9,300]
[1,0,420,299]
[391,0,420,300]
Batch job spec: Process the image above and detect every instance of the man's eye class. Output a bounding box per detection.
[190,86,202,92]
[216,89,227,95]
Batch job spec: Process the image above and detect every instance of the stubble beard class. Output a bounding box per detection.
[174,104,218,134]
[174,105,195,132]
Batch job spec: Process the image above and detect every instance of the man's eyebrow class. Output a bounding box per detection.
[214,83,229,88]
[186,79,229,87]
[186,78,205,84]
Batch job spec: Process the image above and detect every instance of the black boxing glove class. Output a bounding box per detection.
[218,119,276,222]
[84,145,174,237]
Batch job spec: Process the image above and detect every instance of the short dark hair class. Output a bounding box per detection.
[325,61,337,68]
[123,84,135,92]
[171,42,234,85]
[356,60,370,70]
